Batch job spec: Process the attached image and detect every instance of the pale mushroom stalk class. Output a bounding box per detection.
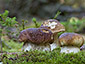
[50,33,58,51]
[59,33,84,53]
[60,46,80,53]
[54,33,59,46]
[22,42,51,51]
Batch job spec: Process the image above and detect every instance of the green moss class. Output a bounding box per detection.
[1,48,85,64]
[2,40,23,52]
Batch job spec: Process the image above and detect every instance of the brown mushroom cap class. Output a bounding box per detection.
[59,33,84,47]
[19,28,54,44]
[40,19,65,33]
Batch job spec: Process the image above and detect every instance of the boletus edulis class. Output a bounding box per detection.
[40,19,65,51]
[19,28,54,51]
[59,33,84,53]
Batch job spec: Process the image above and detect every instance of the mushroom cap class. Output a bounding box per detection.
[40,19,65,33]
[59,33,84,47]
[19,28,54,44]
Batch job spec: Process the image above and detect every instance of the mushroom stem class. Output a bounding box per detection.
[54,33,59,46]
[22,42,51,51]
[60,46,80,53]
[50,33,59,51]
[22,43,29,51]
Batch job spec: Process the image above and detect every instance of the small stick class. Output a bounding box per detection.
[0,37,2,53]
[0,52,23,56]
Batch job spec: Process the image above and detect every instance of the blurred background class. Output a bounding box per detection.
[0,0,85,21]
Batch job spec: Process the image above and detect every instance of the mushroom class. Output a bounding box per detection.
[40,19,65,51]
[80,44,85,50]
[59,33,84,53]
[19,28,54,51]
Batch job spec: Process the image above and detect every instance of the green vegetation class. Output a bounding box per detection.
[32,18,40,28]
[61,17,85,33]
[53,11,61,19]
[0,10,18,27]
[1,48,85,64]
[0,10,18,37]
[1,40,23,52]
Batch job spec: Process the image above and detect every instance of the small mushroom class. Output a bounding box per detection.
[19,28,54,51]
[59,33,84,53]
[40,19,65,51]
[80,44,85,50]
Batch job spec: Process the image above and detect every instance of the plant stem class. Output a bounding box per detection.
[53,11,61,19]
[0,37,2,52]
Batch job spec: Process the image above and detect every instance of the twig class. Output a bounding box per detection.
[0,52,23,56]
[0,37,2,53]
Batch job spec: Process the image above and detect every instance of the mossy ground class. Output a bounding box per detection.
[1,48,85,64]
[1,40,23,52]
[0,40,85,64]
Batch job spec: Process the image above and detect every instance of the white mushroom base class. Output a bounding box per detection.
[22,43,51,51]
[50,42,57,51]
[0,62,3,64]
[60,46,80,53]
